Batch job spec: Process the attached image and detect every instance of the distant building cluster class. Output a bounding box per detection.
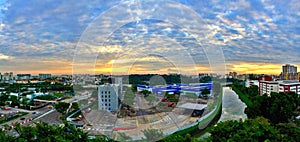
[0,72,14,81]
[259,64,300,96]
[0,72,53,82]
[0,72,73,86]
[39,74,52,79]
[228,72,237,79]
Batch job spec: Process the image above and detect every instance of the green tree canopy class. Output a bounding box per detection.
[209,117,279,142]
[245,91,299,124]
[54,102,71,115]
[209,117,300,142]
[9,121,113,142]
[200,88,210,98]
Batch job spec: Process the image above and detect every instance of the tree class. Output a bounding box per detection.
[0,93,9,106]
[9,95,19,107]
[11,121,94,142]
[245,92,299,124]
[141,90,151,97]
[72,102,79,110]
[276,123,300,141]
[200,88,210,98]
[209,117,280,142]
[54,102,71,115]
[131,84,137,92]
[0,130,13,142]
[209,117,300,142]
[199,76,212,83]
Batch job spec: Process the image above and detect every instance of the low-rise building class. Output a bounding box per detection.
[259,81,279,96]
[278,80,300,95]
[259,75,300,96]
[39,74,52,79]
[17,74,31,80]
[137,82,213,96]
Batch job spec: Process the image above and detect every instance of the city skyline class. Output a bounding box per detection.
[0,0,299,74]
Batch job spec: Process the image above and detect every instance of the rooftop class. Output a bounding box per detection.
[177,103,207,110]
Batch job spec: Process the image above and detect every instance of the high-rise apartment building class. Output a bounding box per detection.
[98,84,119,112]
[281,64,298,80]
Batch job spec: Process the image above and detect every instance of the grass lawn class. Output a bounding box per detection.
[53,93,64,98]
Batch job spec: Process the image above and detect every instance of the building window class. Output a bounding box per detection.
[105,91,107,94]
[108,91,110,94]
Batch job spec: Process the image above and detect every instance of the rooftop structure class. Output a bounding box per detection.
[177,103,207,110]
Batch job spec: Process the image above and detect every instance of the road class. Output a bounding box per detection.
[62,93,91,103]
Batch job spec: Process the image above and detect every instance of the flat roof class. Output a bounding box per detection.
[177,103,207,110]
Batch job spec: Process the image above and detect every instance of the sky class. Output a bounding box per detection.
[0,0,300,75]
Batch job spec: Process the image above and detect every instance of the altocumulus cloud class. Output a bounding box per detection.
[0,0,299,74]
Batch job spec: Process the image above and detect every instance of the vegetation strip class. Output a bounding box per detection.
[231,85,253,107]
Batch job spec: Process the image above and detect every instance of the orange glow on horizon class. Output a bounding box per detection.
[3,62,298,75]
[229,62,290,74]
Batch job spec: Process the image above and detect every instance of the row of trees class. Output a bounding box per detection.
[245,91,299,124]
[0,121,113,142]
[232,81,259,100]
[208,117,300,142]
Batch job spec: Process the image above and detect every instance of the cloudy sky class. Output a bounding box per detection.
[0,0,300,75]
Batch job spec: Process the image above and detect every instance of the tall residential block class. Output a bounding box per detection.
[281,64,298,80]
[98,84,119,112]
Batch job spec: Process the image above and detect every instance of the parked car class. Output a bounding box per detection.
[161,98,168,102]
[168,102,175,107]
[191,109,205,117]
